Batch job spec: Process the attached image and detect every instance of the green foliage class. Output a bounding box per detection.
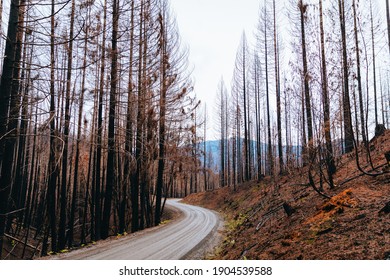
[227,213,248,231]
[160,220,171,225]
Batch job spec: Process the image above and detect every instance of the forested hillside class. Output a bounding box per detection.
[184,130,390,260]
[187,0,390,260]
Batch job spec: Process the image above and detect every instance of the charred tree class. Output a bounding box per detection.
[101,0,120,240]
[352,0,367,145]
[273,0,284,174]
[155,8,168,226]
[0,0,23,258]
[45,0,60,254]
[339,0,354,153]
[319,0,336,186]
[58,0,75,250]
[299,0,314,163]
[94,0,108,241]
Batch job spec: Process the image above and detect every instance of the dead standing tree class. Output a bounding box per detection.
[0,0,23,259]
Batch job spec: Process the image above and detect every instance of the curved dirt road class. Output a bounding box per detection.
[52,199,221,260]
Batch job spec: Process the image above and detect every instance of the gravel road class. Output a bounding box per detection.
[50,199,222,260]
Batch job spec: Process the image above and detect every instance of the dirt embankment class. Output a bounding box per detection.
[183,130,390,260]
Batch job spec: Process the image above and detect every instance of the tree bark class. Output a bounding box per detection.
[155,8,167,226]
[69,0,89,247]
[132,0,145,232]
[264,5,273,176]
[58,0,75,250]
[254,55,262,178]
[339,0,354,153]
[94,0,108,241]
[387,0,390,55]
[273,0,283,174]
[102,0,120,239]
[242,34,250,181]
[0,0,22,259]
[369,0,379,127]
[319,0,336,186]
[352,0,367,145]
[120,0,135,235]
[45,0,59,254]
[299,0,314,163]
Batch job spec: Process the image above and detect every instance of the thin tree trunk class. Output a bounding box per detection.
[69,0,89,247]
[102,0,120,239]
[299,0,314,163]
[380,72,385,124]
[254,55,262,178]
[155,9,168,226]
[225,95,229,185]
[219,80,226,187]
[242,35,250,182]
[369,0,379,126]
[339,0,354,153]
[0,0,3,69]
[319,0,336,187]
[45,0,59,254]
[273,0,283,175]
[94,0,108,241]
[14,13,31,225]
[204,106,207,190]
[264,5,273,176]
[352,0,367,145]
[132,0,145,233]
[387,0,390,55]
[58,0,75,250]
[120,0,135,235]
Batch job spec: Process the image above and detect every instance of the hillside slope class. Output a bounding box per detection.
[183,130,390,260]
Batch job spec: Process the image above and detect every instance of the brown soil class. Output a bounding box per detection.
[183,130,390,260]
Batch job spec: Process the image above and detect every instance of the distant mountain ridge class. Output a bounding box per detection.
[200,139,302,171]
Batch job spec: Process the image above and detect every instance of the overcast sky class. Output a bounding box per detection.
[169,0,389,140]
[170,0,260,139]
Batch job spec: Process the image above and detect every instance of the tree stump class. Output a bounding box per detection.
[379,201,390,215]
[375,124,386,137]
[282,202,295,217]
[385,151,390,167]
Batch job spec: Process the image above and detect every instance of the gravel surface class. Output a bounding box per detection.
[46,199,222,260]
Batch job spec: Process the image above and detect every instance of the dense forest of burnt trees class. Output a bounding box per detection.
[0,0,389,260]
[216,0,390,189]
[0,0,204,259]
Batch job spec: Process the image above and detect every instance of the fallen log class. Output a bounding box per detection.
[4,233,38,251]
